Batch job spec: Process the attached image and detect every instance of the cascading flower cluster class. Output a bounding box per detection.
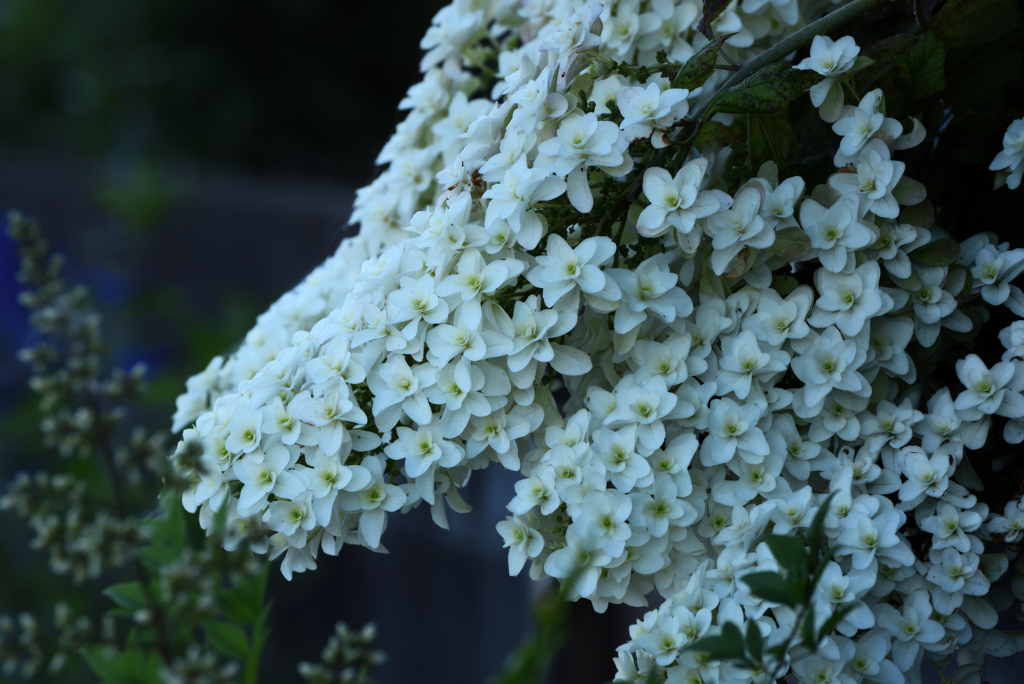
[170,0,1024,682]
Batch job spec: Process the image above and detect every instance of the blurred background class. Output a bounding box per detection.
[0,1,647,681]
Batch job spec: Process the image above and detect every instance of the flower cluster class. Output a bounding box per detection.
[990,117,1024,191]
[170,0,1024,682]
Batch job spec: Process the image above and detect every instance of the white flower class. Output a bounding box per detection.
[989,117,1024,190]
[873,591,945,670]
[234,445,304,516]
[794,35,860,122]
[969,244,1024,306]
[799,197,874,273]
[617,83,690,145]
[636,160,722,238]
[829,139,905,219]
[496,516,544,575]
[809,261,889,335]
[700,398,769,467]
[953,354,1024,419]
[526,234,618,307]
[896,445,952,504]
[742,286,813,346]
[339,457,407,549]
[482,156,567,249]
[716,330,789,399]
[576,489,633,557]
[831,89,902,166]
[366,354,437,430]
[704,186,775,275]
[606,255,694,335]
[385,420,465,478]
[536,110,631,212]
[544,528,611,599]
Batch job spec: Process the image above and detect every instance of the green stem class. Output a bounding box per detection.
[683,0,889,132]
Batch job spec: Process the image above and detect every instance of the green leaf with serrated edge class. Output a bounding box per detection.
[765,534,809,572]
[104,582,147,611]
[912,238,961,266]
[741,571,796,605]
[745,620,763,663]
[696,0,732,39]
[673,33,734,90]
[708,63,823,117]
[817,605,856,644]
[205,621,250,661]
[769,226,811,260]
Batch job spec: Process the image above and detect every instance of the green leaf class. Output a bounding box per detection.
[771,274,799,296]
[769,226,811,261]
[741,571,796,606]
[912,238,961,266]
[745,621,763,663]
[696,0,732,40]
[709,63,822,117]
[205,620,251,661]
[817,605,856,642]
[81,645,161,684]
[899,199,935,228]
[857,32,946,115]
[104,582,147,611]
[692,120,743,152]
[903,32,946,101]
[673,33,734,91]
[801,609,817,650]
[765,534,809,572]
[932,0,1023,49]
[806,492,834,562]
[217,562,270,625]
[686,634,747,662]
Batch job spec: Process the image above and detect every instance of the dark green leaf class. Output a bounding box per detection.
[693,120,743,151]
[769,226,811,261]
[673,33,734,90]
[806,493,835,564]
[218,562,270,625]
[722,621,743,646]
[912,238,961,266]
[932,0,1023,49]
[899,199,935,228]
[745,620,763,663]
[81,645,161,684]
[741,571,796,605]
[709,63,822,117]
[686,634,747,661]
[801,609,817,650]
[205,621,250,661]
[696,0,732,40]
[857,32,946,115]
[817,605,856,642]
[104,582,147,611]
[771,274,799,296]
[765,534,809,572]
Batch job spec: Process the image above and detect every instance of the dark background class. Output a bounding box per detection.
[0,1,562,682]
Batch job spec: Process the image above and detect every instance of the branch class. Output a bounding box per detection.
[686,0,890,129]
